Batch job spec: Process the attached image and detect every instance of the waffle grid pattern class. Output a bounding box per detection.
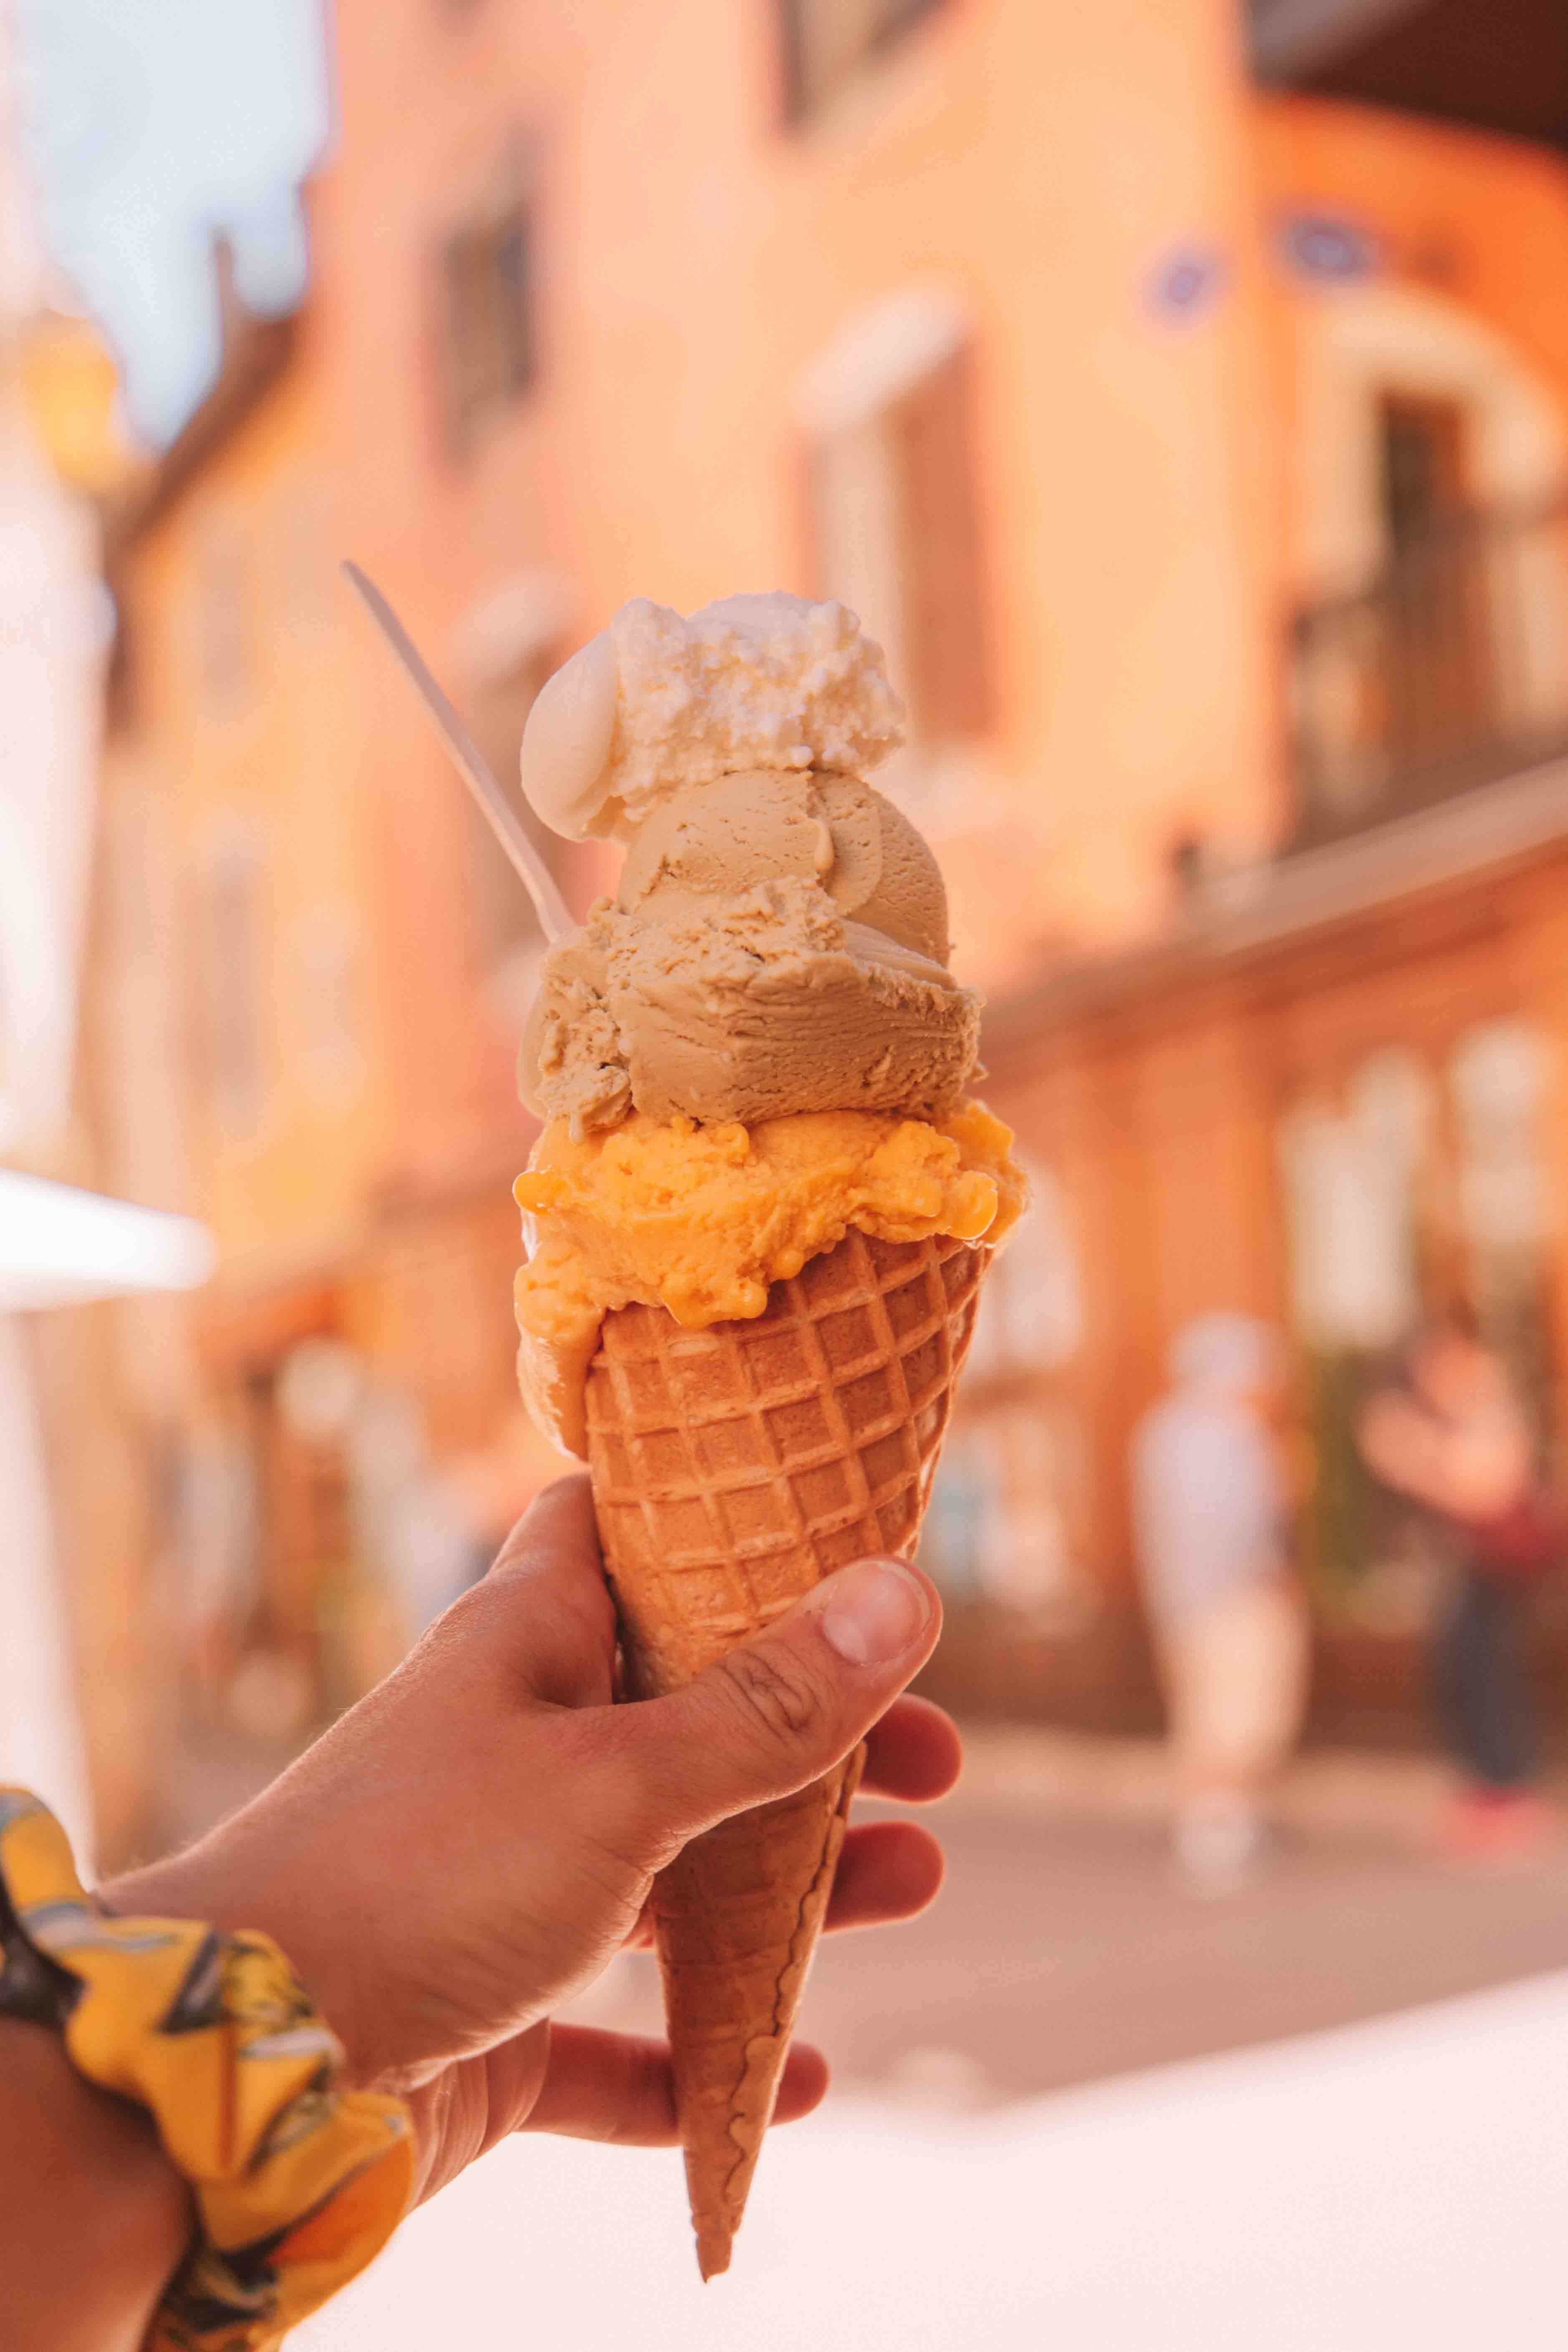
[586,1230,987,1691]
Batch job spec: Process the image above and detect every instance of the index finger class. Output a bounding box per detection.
[519,2024,829,2145]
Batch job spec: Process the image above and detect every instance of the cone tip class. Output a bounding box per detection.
[697,2227,734,2282]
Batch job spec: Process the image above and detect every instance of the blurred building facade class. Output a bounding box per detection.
[0,0,179,1869]
[80,0,1568,1832]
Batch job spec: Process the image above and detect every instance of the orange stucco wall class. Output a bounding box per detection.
[320,0,1281,1025]
[95,3,1568,1749]
[121,363,390,1284]
[114,5,1568,1335]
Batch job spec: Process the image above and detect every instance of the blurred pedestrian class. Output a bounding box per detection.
[1130,1314,1309,1887]
[1355,1317,1560,1860]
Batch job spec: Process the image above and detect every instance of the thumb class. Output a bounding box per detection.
[590,1557,941,1863]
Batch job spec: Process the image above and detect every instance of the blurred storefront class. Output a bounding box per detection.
[944,767,1568,1740]
[64,0,1568,1832]
[0,0,189,1870]
[930,0,1568,1735]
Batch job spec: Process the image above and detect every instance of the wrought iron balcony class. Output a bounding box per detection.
[1289,495,1568,847]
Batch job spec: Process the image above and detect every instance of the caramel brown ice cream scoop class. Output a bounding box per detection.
[521,766,980,1133]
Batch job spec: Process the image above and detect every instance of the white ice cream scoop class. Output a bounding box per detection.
[519,591,906,844]
[518,629,622,841]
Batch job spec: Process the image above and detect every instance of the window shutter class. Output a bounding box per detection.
[893,340,988,740]
[779,0,947,121]
[441,227,481,458]
[775,0,808,122]
[440,202,534,460]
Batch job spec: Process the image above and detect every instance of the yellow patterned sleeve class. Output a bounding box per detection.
[0,1789,415,2351]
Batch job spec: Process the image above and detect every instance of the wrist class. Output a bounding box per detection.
[6,1790,414,2347]
[0,2017,192,2352]
[103,1829,369,2082]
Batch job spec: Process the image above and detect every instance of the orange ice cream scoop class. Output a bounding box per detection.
[513,1100,1025,1457]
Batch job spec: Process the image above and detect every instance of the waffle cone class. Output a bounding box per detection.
[585,1228,989,2276]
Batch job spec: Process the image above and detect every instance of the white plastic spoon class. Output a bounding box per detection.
[342,559,573,945]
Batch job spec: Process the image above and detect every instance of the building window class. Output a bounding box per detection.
[803,294,988,755]
[778,0,945,121]
[1378,392,1468,550]
[1368,390,1494,773]
[194,821,264,1128]
[1288,287,1568,844]
[439,195,534,458]
[921,1158,1088,1624]
[961,1161,1082,1386]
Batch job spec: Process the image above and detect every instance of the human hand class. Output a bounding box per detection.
[105,1476,958,2206]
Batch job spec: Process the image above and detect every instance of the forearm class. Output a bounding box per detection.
[0,2017,191,2352]
[104,1799,370,2083]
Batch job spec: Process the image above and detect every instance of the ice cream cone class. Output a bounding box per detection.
[585,1226,989,2276]
[650,1750,864,2279]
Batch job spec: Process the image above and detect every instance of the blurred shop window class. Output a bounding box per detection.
[170,1340,451,1803]
[922,1159,1088,1624]
[440,187,535,459]
[1451,1020,1556,1427]
[195,518,253,717]
[167,1421,263,1714]
[1278,1051,1434,1364]
[1279,1026,1555,1615]
[963,1160,1082,1384]
[275,1341,411,1713]
[212,1341,396,1755]
[778,0,945,121]
[922,1406,1084,1625]
[1279,1052,1435,1618]
[348,1385,478,1640]
[193,819,265,1129]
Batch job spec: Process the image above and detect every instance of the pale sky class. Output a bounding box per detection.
[16,0,331,445]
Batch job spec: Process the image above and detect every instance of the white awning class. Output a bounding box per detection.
[0,1169,215,1310]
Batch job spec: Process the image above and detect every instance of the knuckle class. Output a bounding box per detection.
[717,1644,830,1751]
